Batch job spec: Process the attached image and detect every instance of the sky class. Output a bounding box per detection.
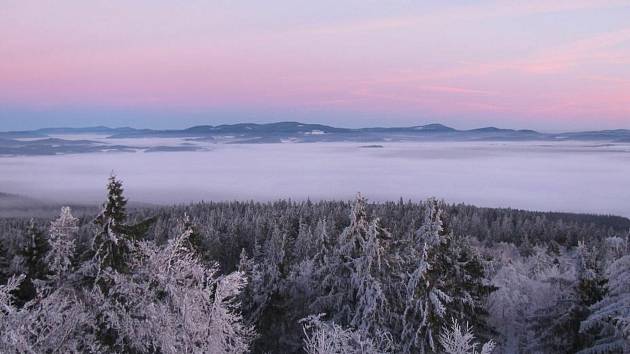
[1,0,630,131]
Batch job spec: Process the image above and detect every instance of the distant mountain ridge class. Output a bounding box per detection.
[1,122,630,156]
[5,121,629,142]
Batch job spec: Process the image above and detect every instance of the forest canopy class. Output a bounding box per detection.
[0,176,629,353]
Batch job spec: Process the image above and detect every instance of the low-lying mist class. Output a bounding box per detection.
[1,141,629,217]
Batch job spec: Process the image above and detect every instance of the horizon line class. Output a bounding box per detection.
[3,120,629,135]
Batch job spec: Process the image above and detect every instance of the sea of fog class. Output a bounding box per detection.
[1,139,630,217]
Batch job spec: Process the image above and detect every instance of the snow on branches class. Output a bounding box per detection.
[439,318,495,354]
[46,207,78,285]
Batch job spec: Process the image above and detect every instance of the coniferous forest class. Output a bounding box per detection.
[1,176,629,353]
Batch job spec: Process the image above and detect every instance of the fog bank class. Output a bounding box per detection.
[1,141,629,217]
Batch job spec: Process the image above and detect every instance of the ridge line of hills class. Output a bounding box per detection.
[1,121,630,156]
[2,121,630,141]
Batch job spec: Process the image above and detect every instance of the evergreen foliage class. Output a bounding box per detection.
[528,243,606,353]
[13,219,49,304]
[46,206,79,286]
[579,254,630,353]
[0,240,9,285]
[91,174,153,277]
[0,177,628,353]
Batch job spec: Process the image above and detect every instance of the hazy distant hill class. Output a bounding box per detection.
[35,126,140,135]
[1,122,630,156]
[0,137,136,156]
[105,121,549,141]
[27,121,630,142]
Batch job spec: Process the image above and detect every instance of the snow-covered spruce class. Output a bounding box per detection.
[439,318,495,354]
[1,175,629,353]
[579,254,630,353]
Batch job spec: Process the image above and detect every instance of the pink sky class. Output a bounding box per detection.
[1,0,630,130]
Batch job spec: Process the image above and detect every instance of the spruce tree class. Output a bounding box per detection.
[15,219,49,304]
[311,219,333,267]
[313,193,392,340]
[519,233,535,257]
[400,198,453,353]
[46,207,79,287]
[528,243,605,353]
[0,240,10,285]
[579,253,630,353]
[293,219,314,261]
[400,198,496,353]
[99,174,127,227]
[176,213,204,256]
[92,174,133,275]
[247,224,294,352]
[91,174,153,276]
[446,237,498,343]
[20,219,50,279]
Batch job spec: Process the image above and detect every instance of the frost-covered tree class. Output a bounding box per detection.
[12,292,98,353]
[2,222,256,353]
[528,245,556,280]
[301,314,389,354]
[293,219,314,261]
[0,241,9,285]
[579,254,630,353]
[247,223,305,352]
[527,243,606,354]
[399,198,452,353]
[439,318,495,354]
[2,185,628,353]
[0,274,27,349]
[0,275,98,353]
[311,218,334,280]
[248,224,287,321]
[574,243,607,310]
[0,274,23,315]
[487,261,532,350]
[46,207,79,286]
[447,238,497,342]
[175,213,205,256]
[99,173,128,226]
[18,219,50,280]
[87,229,255,353]
[90,174,153,278]
[519,233,535,257]
[14,219,49,304]
[399,198,495,353]
[91,174,134,275]
[313,193,392,338]
[600,236,628,266]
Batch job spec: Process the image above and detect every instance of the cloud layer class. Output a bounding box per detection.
[1,141,629,217]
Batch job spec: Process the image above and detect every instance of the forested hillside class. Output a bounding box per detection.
[1,176,629,353]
